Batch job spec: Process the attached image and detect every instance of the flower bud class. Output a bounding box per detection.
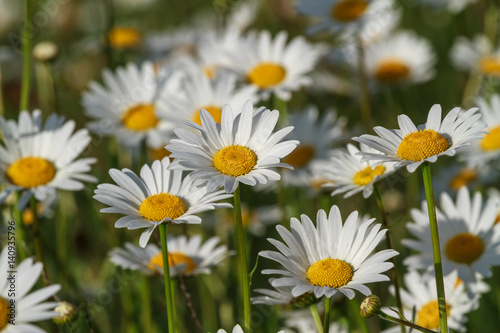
[53,301,78,325]
[360,295,381,318]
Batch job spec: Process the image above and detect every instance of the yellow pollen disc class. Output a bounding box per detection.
[204,66,216,78]
[0,297,8,330]
[282,144,316,168]
[7,157,56,188]
[331,0,368,22]
[247,62,286,88]
[122,104,159,131]
[416,300,450,329]
[480,125,500,151]
[374,59,410,84]
[192,105,223,125]
[306,258,353,288]
[449,168,477,191]
[353,165,385,186]
[147,252,197,274]
[213,145,257,177]
[139,193,187,222]
[148,146,171,161]
[397,129,449,162]
[479,57,500,76]
[445,233,485,265]
[108,27,141,49]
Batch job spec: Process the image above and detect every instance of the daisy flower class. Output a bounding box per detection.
[363,31,436,87]
[0,246,61,333]
[225,30,325,101]
[260,205,398,299]
[403,187,500,282]
[353,104,487,173]
[218,324,284,333]
[82,61,182,147]
[296,0,394,35]
[279,107,346,187]
[450,34,500,77]
[382,270,477,333]
[110,235,232,277]
[159,64,258,126]
[0,110,96,209]
[166,101,299,193]
[460,94,500,167]
[323,143,396,198]
[93,157,233,247]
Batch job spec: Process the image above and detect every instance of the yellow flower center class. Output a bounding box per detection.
[7,157,56,188]
[139,193,187,222]
[147,252,197,274]
[480,125,500,151]
[122,104,159,131]
[148,146,171,161]
[331,0,368,22]
[374,59,410,84]
[0,297,9,330]
[416,300,450,329]
[306,258,353,288]
[495,213,500,226]
[448,168,477,191]
[282,144,316,168]
[445,232,485,265]
[204,66,216,79]
[213,145,257,177]
[353,165,385,186]
[109,27,141,49]
[247,62,286,88]
[479,56,500,76]
[192,105,223,125]
[397,129,450,162]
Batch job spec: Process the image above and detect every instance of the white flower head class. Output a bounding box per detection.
[450,34,500,77]
[403,187,500,282]
[217,324,284,333]
[0,247,61,332]
[353,104,487,173]
[260,206,398,299]
[0,110,96,209]
[167,100,299,193]
[94,157,233,247]
[323,143,396,198]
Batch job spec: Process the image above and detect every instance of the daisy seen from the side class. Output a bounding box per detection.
[403,187,500,282]
[93,157,233,247]
[167,100,299,193]
[323,143,396,198]
[0,246,61,333]
[225,30,325,101]
[0,110,96,209]
[450,34,500,78]
[260,205,398,299]
[353,104,487,173]
[110,235,232,277]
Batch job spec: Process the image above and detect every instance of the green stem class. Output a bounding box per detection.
[350,298,369,333]
[421,163,448,333]
[31,198,44,263]
[140,275,152,333]
[323,297,332,333]
[20,0,32,110]
[357,34,372,131]
[378,311,437,333]
[234,187,251,332]
[272,94,288,126]
[373,186,405,333]
[12,196,27,261]
[310,304,323,333]
[159,223,176,333]
[0,64,4,116]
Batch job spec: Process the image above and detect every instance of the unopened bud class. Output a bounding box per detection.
[33,41,58,62]
[360,295,381,318]
[53,301,78,325]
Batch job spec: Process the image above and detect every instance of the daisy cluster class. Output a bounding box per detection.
[2,0,500,332]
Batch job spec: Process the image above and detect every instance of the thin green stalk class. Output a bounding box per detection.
[310,304,323,333]
[234,187,251,332]
[349,298,369,333]
[12,195,27,261]
[273,94,288,127]
[20,0,32,110]
[357,34,372,131]
[323,297,332,333]
[31,198,44,264]
[159,223,176,333]
[373,185,405,333]
[421,163,448,333]
[0,64,4,116]
[378,310,436,333]
[140,275,152,333]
